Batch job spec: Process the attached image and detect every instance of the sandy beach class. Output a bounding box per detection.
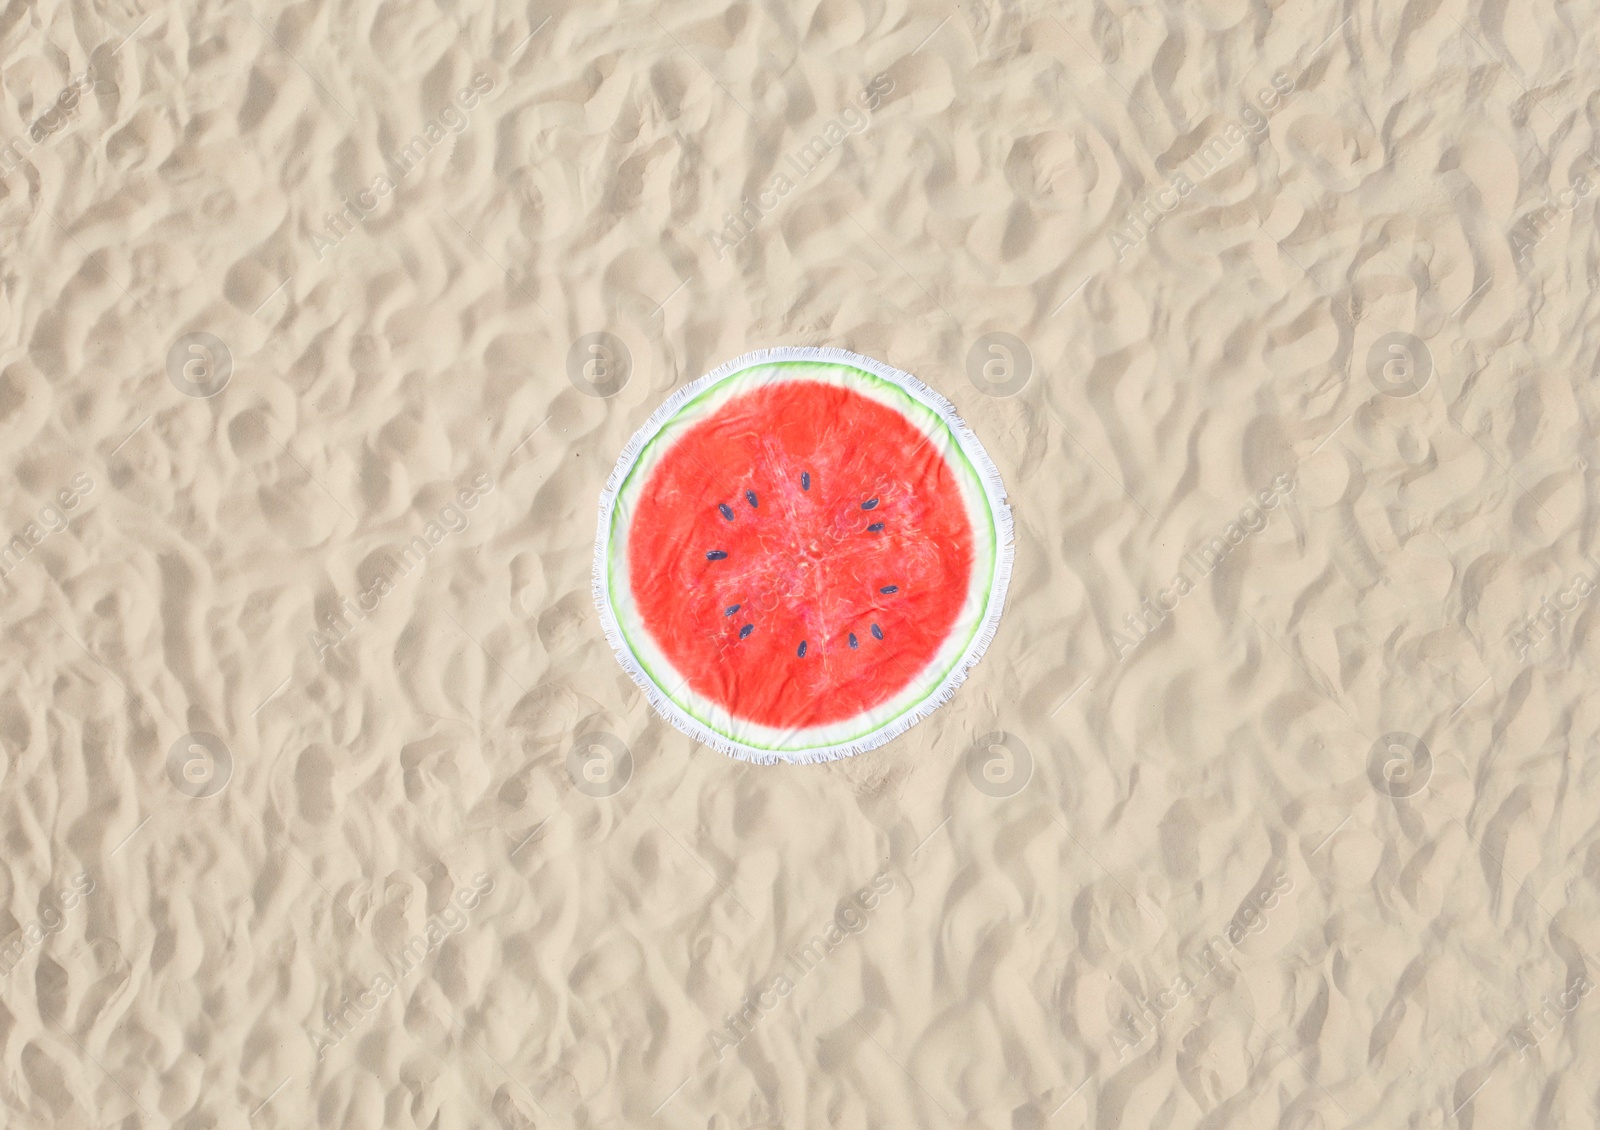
[2,1,1598,1126]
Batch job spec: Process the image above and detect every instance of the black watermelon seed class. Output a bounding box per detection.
[879,585,898,594]
[724,604,740,615]
[718,503,734,521]
[871,623,883,640]
[861,498,879,510]
[707,550,728,560]
[739,623,754,640]
[797,640,807,657]
[867,522,884,533]
[746,490,758,508]
[848,632,858,649]
[801,472,810,490]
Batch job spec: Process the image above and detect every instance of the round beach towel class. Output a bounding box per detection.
[594,347,1013,763]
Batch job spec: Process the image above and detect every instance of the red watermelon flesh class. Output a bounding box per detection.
[628,379,975,730]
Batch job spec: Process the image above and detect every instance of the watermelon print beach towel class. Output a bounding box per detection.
[594,347,1014,763]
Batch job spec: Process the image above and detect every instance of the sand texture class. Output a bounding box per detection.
[2,1,1599,1127]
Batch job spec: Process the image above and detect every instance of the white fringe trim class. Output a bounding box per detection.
[592,346,1015,765]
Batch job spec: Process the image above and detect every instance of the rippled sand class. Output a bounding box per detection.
[2,2,1599,1127]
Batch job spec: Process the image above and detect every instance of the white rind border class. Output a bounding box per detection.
[592,346,1015,765]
